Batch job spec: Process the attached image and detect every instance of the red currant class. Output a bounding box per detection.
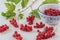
[34,22,45,28]
[13,31,23,40]
[26,15,35,25]
[20,24,32,32]
[0,24,9,33]
[44,8,60,16]
[10,18,18,28]
[36,26,55,40]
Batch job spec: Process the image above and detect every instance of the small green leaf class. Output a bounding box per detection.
[5,3,15,11]
[18,14,24,19]
[41,0,59,5]
[7,0,21,4]
[1,11,16,19]
[30,9,40,19]
[2,12,6,16]
[21,0,29,8]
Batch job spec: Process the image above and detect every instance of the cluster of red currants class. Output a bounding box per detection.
[26,15,35,25]
[20,24,32,32]
[9,18,19,28]
[44,8,60,16]
[0,24,9,33]
[13,31,23,40]
[34,22,45,28]
[36,27,55,40]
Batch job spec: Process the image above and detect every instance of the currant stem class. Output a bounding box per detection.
[20,0,38,13]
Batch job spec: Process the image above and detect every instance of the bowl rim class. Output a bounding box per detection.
[38,4,60,17]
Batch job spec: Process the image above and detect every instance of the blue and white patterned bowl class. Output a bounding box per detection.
[38,4,60,25]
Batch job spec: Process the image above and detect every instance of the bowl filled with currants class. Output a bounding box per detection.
[38,4,60,25]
